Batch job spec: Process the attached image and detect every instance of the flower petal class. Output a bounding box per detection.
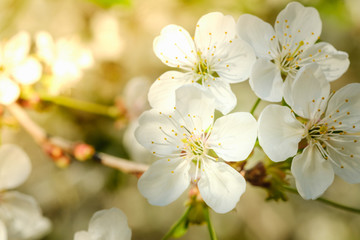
[291,145,334,200]
[275,2,321,50]
[148,71,194,114]
[4,31,31,67]
[138,158,191,206]
[174,85,215,132]
[194,12,236,55]
[0,191,51,239]
[36,31,56,64]
[12,57,42,85]
[198,161,246,214]
[213,38,256,83]
[237,14,277,59]
[0,144,31,191]
[206,79,236,114]
[0,220,7,240]
[153,25,196,69]
[82,208,131,240]
[135,109,182,156]
[249,58,283,102]
[300,42,349,81]
[258,105,304,162]
[208,112,257,161]
[327,141,360,183]
[74,231,94,240]
[326,83,360,131]
[289,63,330,119]
[0,77,20,105]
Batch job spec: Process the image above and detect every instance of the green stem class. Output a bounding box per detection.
[37,94,120,119]
[250,98,261,115]
[283,185,360,214]
[162,205,193,240]
[204,207,218,240]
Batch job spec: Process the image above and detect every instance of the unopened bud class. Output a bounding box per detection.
[74,143,95,161]
[54,155,71,168]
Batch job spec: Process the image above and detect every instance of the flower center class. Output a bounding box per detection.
[195,51,219,85]
[274,41,304,78]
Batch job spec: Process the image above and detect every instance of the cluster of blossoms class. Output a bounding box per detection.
[135,1,357,214]
[0,31,93,105]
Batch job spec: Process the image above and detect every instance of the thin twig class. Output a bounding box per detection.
[283,185,360,214]
[7,103,148,175]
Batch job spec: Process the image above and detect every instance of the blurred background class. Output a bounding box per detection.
[1,0,360,239]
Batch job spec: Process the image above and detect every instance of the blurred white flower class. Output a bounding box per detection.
[149,12,256,114]
[258,64,360,199]
[0,144,51,240]
[121,77,152,162]
[74,208,131,240]
[90,12,124,61]
[0,31,42,105]
[237,2,349,102]
[35,31,93,95]
[136,86,257,213]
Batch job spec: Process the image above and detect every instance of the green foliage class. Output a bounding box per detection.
[87,0,131,8]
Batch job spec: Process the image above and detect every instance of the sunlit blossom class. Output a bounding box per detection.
[136,86,257,213]
[149,12,256,114]
[237,2,349,102]
[74,208,131,240]
[258,64,360,199]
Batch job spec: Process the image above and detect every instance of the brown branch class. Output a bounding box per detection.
[7,103,149,175]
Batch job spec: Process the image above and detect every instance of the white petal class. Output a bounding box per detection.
[291,145,334,200]
[206,79,236,114]
[138,158,191,206]
[174,85,215,132]
[194,12,236,55]
[12,57,42,85]
[275,2,321,50]
[0,220,6,240]
[208,112,257,161]
[0,144,31,191]
[135,109,182,156]
[80,208,131,240]
[4,31,31,67]
[237,14,277,59]
[35,31,56,64]
[300,42,349,81]
[258,105,304,162]
[123,120,152,163]
[0,77,20,105]
[148,71,194,114]
[153,25,196,69]
[213,38,256,83]
[74,231,94,240]
[289,63,330,119]
[327,141,360,183]
[198,161,246,214]
[326,83,360,131]
[0,191,51,239]
[249,58,283,102]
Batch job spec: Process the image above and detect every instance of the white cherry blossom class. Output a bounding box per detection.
[237,2,349,102]
[74,208,131,240]
[149,12,256,114]
[0,144,51,240]
[35,31,93,95]
[0,32,42,105]
[258,64,360,199]
[136,86,257,213]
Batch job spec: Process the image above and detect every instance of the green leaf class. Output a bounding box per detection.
[87,0,131,8]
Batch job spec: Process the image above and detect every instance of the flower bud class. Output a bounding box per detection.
[74,143,95,161]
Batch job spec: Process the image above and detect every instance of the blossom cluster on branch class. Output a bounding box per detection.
[0,1,358,240]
